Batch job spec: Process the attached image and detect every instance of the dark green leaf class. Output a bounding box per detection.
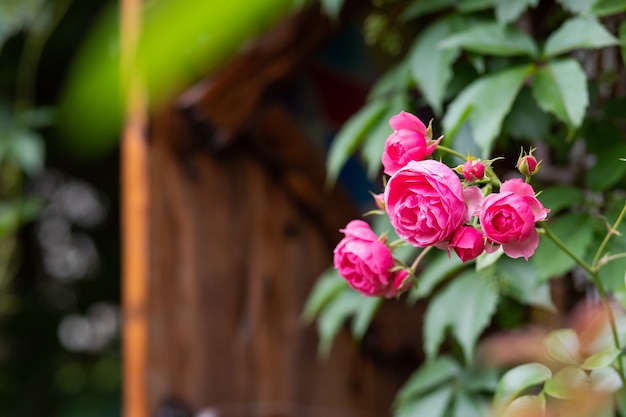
[401,0,455,21]
[301,268,348,323]
[423,270,499,362]
[452,391,488,417]
[586,142,626,191]
[367,62,411,102]
[351,296,382,340]
[395,356,461,404]
[533,213,595,282]
[494,0,539,23]
[316,290,363,357]
[493,363,552,412]
[620,20,626,72]
[410,18,463,114]
[394,385,454,417]
[537,185,585,214]
[443,65,532,157]
[326,100,389,186]
[439,22,538,57]
[407,251,465,303]
[590,0,626,16]
[496,257,555,311]
[504,87,551,141]
[457,0,496,12]
[545,329,581,365]
[532,58,588,130]
[557,0,598,13]
[543,17,618,58]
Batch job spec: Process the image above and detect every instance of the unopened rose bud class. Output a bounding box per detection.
[516,149,541,178]
[373,193,385,210]
[462,159,485,182]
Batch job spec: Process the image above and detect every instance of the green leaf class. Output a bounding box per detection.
[320,0,344,19]
[586,142,626,191]
[351,296,382,340]
[533,212,595,282]
[544,367,589,399]
[423,270,499,362]
[439,22,539,57]
[493,363,552,412]
[591,367,624,392]
[616,386,626,416]
[496,257,556,311]
[532,58,588,133]
[367,62,411,102]
[443,65,532,157]
[545,329,581,365]
[395,356,461,404]
[452,391,489,417]
[504,87,551,141]
[621,20,626,67]
[457,0,496,12]
[582,346,622,370]
[590,0,626,16]
[537,185,585,214]
[501,395,545,417]
[410,18,462,114]
[544,17,618,58]
[301,268,348,323]
[394,385,454,417]
[2,129,45,174]
[407,251,465,302]
[476,246,504,271]
[316,289,364,357]
[401,0,455,21]
[325,100,389,186]
[557,0,598,13]
[494,0,539,23]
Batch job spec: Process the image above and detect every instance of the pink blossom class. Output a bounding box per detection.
[384,160,465,247]
[479,179,549,260]
[333,220,406,298]
[463,186,483,222]
[462,159,485,181]
[450,226,485,262]
[382,111,441,176]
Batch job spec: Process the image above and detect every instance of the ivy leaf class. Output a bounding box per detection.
[325,100,389,186]
[545,329,581,365]
[394,385,454,417]
[531,58,589,131]
[493,363,552,412]
[409,17,462,114]
[590,0,626,16]
[557,0,598,13]
[545,367,589,399]
[439,22,539,57]
[582,346,621,370]
[423,270,499,362]
[543,17,618,58]
[443,65,531,158]
[494,0,539,23]
[395,356,461,405]
[533,212,594,282]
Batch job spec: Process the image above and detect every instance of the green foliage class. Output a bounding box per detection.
[493,363,552,412]
[543,17,618,58]
[439,22,539,57]
[494,0,539,24]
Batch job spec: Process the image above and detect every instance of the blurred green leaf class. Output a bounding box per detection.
[476,246,504,271]
[543,17,618,58]
[538,185,585,214]
[452,390,489,417]
[301,267,348,323]
[457,0,496,12]
[544,367,588,399]
[394,385,454,417]
[586,142,626,191]
[533,213,594,281]
[439,22,539,57]
[496,257,555,311]
[582,346,621,370]
[316,289,362,357]
[591,366,623,392]
[621,20,626,67]
[423,270,499,362]
[320,0,344,19]
[401,0,455,21]
[494,0,539,23]
[409,17,463,114]
[532,58,588,130]
[545,329,581,365]
[443,65,531,157]
[504,87,551,141]
[0,129,45,174]
[326,100,389,186]
[0,0,45,49]
[367,62,411,102]
[351,296,382,340]
[501,395,545,417]
[395,355,461,404]
[590,0,626,15]
[0,198,42,238]
[493,363,552,412]
[407,251,465,303]
[557,0,598,13]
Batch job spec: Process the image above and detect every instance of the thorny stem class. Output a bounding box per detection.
[592,202,626,272]
[542,222,626,384]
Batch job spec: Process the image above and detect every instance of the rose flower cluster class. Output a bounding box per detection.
[333,111,549,298]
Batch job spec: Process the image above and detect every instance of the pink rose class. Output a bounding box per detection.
[382,111,441,176]
[333,220,407,298]
[479,179,549,260]
[384,160,465,247]
[450,226,485,262]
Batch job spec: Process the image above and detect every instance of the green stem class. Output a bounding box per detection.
[592,202,626,272]
[542,223,626,384]
[436,145,466,161]
[410,246,432,272]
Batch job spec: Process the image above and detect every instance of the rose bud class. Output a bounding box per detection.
[450,226,485,262]
[516,149,541,178]
[462,159,485,182]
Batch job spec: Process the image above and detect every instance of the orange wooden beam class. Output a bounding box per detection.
[121,0,148,416]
